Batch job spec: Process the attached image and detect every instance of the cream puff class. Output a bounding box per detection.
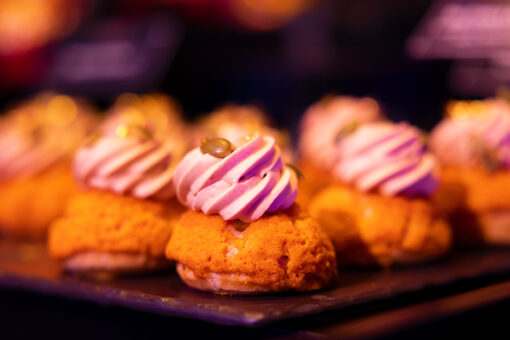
[298,95,383,206]
[430,98,510,246]
[166,135,337,294]
[308,121,452,267]
[48,101,188,274]
[0,92,98,240]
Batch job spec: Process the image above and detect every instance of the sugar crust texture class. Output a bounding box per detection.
[49,190,184,259]
[0,163,77,240]
[166,205,338,293]
[434,167,510,245]
[309,185,452,267]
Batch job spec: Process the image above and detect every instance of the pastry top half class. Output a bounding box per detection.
[332,121,439,198]
[173,134,298,222]
[74,94,189,201]
[0,92,98,180]
[299,95,383,172]
[429,98,510,171]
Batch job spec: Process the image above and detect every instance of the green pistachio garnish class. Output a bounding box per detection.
[335,121,359,143]
[29,126,44,142]
[318,93,337,107]
[471,137,500,173]
[200,137,233,158]
[497,86,510,103]
[420,130,429,143]
[231,219,249,232]
[286,163,303,180]
[481,149,500,173]
[83,132,101,147]
[116,124,152,141]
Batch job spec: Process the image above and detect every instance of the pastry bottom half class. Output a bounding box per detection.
[176,263,272,295]
[165,206,337,295]
[48,189,184,274]
[65,251,172,277]
[434,167,510,246]
[0,164,77,240]
[309,185,452,267]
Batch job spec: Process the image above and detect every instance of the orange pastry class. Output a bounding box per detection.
[166,134,337,294]
[48,100,188,274]
[0,93,97,240]
[309,121,451,267]
[297,95,383,206]
[430,98,510,246]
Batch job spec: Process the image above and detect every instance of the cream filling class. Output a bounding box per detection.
[65,251,170,274]
[176,263,272,294]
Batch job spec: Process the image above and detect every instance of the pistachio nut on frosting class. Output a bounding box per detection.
[74,123,184,201]
[0,93,97,180]
[334,122,439,197]
[299,95,383,171]
[173,135,299,222]
[194,104,295,163]
[101,93,186,141]
[429,99,510,171]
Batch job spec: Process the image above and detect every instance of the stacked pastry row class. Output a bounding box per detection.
[298,95,510,269]
[0,91,508,295]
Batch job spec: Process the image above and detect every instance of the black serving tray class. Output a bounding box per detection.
[1,240,510,326]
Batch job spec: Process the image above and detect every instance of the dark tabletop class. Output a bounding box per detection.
[2,276,510,340]
[1,238,510,340]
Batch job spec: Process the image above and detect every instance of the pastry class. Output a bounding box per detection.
[48,101,188,274]
[309,121,452,267]
[430,98,510,245]
[193,104,294,162]
[166,134,337,294]
[298,95,383,206]
[102,93,186,140]
[0,92,97,239]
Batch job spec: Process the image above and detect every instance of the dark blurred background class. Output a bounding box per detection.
[1,0,509,134]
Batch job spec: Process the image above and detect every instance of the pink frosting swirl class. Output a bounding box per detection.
[0,93,97,180]
[173,135,298,222]
[299,96,383,171]
[429,99,510,170]
[334,122,439,197]
[74,133,180,200]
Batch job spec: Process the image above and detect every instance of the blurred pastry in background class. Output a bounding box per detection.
[0,0,83,55]
[297,95,384,206]
[0,92,98,240]
[102,93,187,140]
[309,121,451,267]
[48,96,189,275]
[192,104,295,162]
[166,134,337,294]
[430,98,510,246]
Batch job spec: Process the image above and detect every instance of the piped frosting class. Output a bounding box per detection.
[75,132,180,200]
[173,135,298,222]
[299,95,383,171]
[334,122,439,197]
[74,94,189,200]
[429,99,510,170]
[0,93,97,180]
